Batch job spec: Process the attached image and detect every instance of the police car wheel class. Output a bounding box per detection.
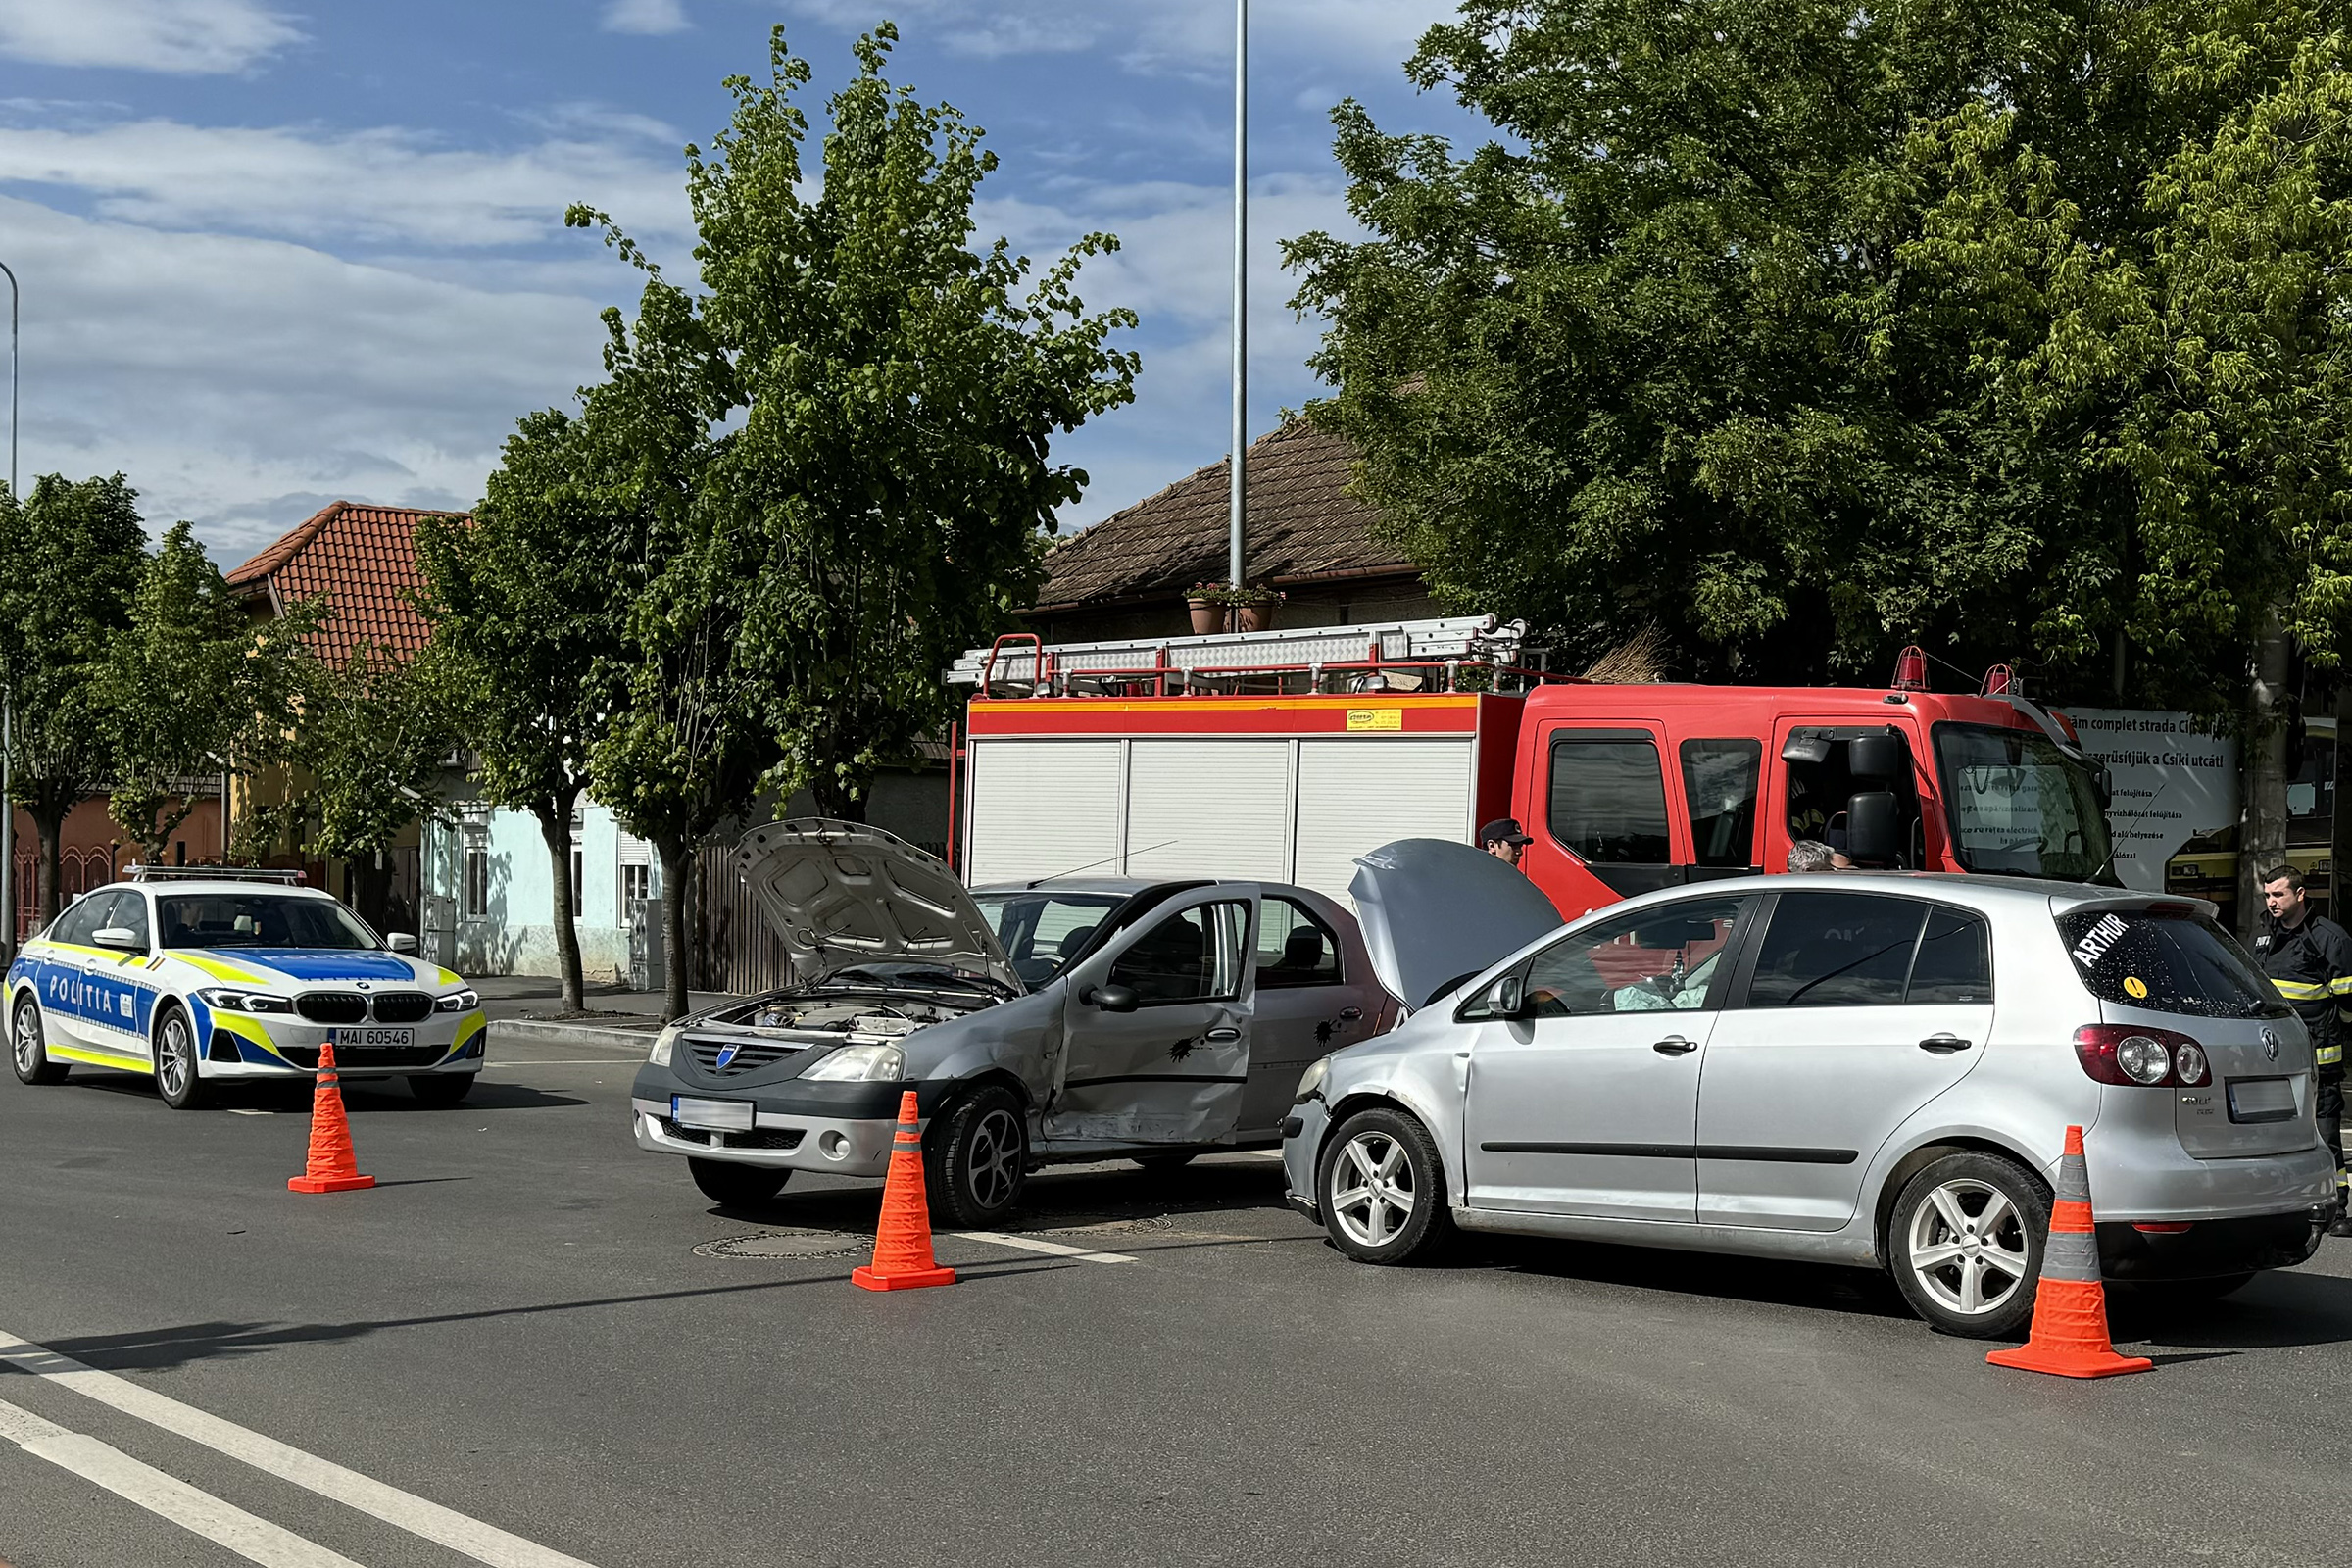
[407,1073,476,1107]
[12,995,66,1086]
[153,1006,209,1110]
[688,1157,788,1207]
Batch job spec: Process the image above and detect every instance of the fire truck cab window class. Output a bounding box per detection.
[1781,729,1921,868]
[1547,736,1671,864]
[1681,738,1762,869]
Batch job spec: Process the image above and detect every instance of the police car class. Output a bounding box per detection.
[6,867,487,1109]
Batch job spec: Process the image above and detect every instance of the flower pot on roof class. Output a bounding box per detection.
[1188,582,1284,635]
[1186,583,1227,636]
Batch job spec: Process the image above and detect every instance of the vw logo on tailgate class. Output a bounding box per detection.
[2261,1028,2281,1062]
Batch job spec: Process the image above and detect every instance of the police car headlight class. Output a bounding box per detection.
[1294,1056,1331,1103]
[802,1043,905,1082]
[197,988,293,1015]
[648,1026,677,1067]
[435,989,479,1012]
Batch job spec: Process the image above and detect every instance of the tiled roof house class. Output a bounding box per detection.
[1028,419,1439,644]
[223,501,458,662]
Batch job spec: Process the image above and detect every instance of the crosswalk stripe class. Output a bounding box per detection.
[0,1396,364,1568]
[0,1328,600,1568]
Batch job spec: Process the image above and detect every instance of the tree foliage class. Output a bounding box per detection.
[0,475,147,924]
[1287,0,2352,705]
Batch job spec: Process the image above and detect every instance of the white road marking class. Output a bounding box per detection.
[0,1396,363,1568]
[954,1231,1137,1264]
[1228,1150,1287,1160]
[0,1329,599,1568]
[223,1108,274,1116]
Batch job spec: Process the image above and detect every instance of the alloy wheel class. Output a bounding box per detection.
[966,1106,1022,1210]
[12,1002,37,1076]
[1330,1130,1417,1248]
[156,1014,193,1101]
[1905,1177,2033,1317]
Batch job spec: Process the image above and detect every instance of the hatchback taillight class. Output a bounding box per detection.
[2074,1024,2211,1088]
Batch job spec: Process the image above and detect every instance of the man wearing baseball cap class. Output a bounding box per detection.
[1479,817,1534,867]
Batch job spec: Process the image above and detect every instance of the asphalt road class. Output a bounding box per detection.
[3,1041,2349,1568]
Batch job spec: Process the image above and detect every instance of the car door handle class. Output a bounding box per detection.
[1204,1026,1241,1043]
[1918,1034,1973,1054]
[1336,1007,1362,1021]
[1652,1035,1697,1055]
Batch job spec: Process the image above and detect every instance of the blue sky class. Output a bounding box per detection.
[0,0,1484,565]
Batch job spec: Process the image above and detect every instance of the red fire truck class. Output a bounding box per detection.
[947,617,2114,922]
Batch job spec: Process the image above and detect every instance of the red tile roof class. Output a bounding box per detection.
[224,501,461,662]
[1034,419,1414,612]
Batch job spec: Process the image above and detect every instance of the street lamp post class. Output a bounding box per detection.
[1,261,17,962]
[1228,0,1247,596]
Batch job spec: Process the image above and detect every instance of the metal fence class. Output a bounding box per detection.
[689,843,791,997]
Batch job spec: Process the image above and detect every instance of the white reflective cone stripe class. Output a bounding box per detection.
[954,1231,1137,1263]
[0,1396,364,1568]
[0,1329,599,1568]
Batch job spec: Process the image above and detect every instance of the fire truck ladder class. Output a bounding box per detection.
[947,614,1544,697]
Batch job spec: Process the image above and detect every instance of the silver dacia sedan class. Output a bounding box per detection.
[1285,853,2333,1339]
[632,820,1396,1223]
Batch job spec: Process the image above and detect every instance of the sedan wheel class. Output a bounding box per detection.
[1317,1106,1451,1265]
[154,1008,208,1110]
[1888,1152,2048,1339]
[11,996,66,1086]
[926,1086,1028,1227]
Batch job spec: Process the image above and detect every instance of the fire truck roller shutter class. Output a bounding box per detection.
[1293,738,1478,906]
[966,739,1124,884]
[1127,740,1293,882]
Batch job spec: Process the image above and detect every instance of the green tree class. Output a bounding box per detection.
[685,24,1139,817]
[0,475,146,927]
[418,412,632,1011]
[102,521,316,868]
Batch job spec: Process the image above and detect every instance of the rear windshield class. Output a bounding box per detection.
[2056,908,2286,1020]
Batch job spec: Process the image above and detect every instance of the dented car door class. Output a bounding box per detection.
[1047,887,1257,1144]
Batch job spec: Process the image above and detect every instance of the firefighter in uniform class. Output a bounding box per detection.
[2253,865,2352,1236]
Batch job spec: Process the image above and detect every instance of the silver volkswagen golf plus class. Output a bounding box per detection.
[1284,871,2333,1338]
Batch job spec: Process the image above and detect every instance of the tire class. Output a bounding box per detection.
[925,1085,1029,1227]
[1887,1152,2050,1339]
[153,1006,209,1110]
[689,1157,788,1206]
[11,993,66,1086]
[1317,1105,1454,1265]
[1131,1151,1198,1171]
[408,1073,476,1107]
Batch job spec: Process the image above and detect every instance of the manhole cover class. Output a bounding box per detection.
[696,1229,871,1260]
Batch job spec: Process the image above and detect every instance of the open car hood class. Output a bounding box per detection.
[1348,838,1566,1009]
[735,818,1020,994]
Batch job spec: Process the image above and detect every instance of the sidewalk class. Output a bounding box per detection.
[474,975,733,1054]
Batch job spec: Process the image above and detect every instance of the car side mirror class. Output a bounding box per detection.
[1085,983,1139,1013]
[1495,973,1526,1019]
[92,926,141,952]
[387,932,418,955]
[1844,791,1902,863]
[2093,765,2115,810]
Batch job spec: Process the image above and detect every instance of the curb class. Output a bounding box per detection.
[487,1017,663,1054]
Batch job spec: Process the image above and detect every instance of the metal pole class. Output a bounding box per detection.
[0,258,17,498]
[1228,0,1247,593]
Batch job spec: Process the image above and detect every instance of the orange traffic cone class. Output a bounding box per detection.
[1987,1125,2149,1379]
[287,1038,375,1195]
[852,1091,955,1292]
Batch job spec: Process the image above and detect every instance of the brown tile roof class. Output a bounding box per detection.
[1035,419,1412,612]
[224,501,461,663]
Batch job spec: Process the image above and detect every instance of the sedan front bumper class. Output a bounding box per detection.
[631,1097,906,1178]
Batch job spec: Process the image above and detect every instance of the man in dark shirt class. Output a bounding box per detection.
[2253,865,2352,1236]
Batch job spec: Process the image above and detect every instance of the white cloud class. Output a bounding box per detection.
[0,0,302,74]
[0,194,611,560]
[775,0,1436,74]
[0,117,693,250]
[601,0,690,36]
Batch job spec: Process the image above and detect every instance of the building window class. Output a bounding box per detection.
[617,830,652,920]
[463,837,489,919]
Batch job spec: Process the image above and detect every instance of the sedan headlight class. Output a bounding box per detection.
[648,1026,677,1068]
[196,987,294,1015]
[802,1043,905,1082]
[1294,1056,1331,1104]
[436,989,480,1012]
